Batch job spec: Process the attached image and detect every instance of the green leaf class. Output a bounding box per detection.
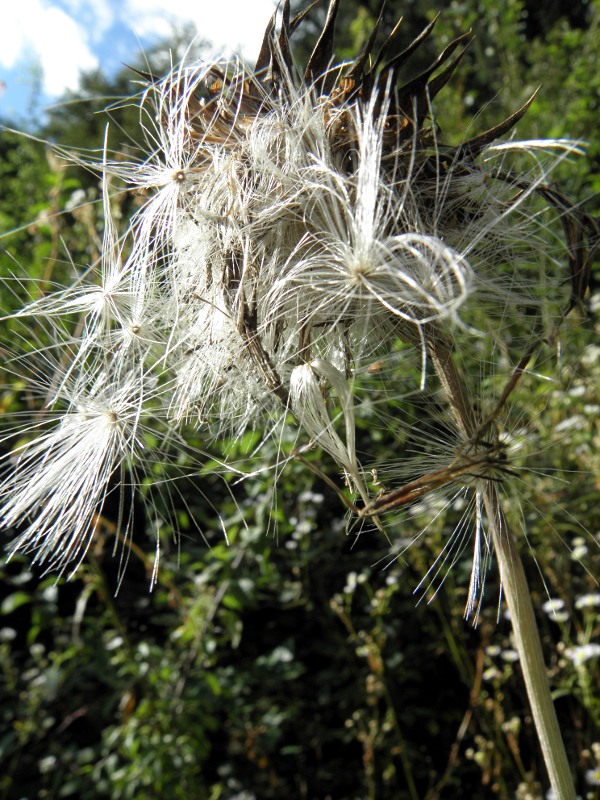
[1,591,31,615]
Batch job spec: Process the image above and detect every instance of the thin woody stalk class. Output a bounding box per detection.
[426,332,576,800]
[483,487,577,800]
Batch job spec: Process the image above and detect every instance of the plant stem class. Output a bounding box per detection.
[483,487,576,800]
[426,331,576,800]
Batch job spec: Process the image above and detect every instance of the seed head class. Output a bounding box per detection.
[1,0,597,580]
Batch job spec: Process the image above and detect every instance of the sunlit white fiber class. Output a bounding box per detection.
[290,360,368,503]
[0,0,594,601]
[2,172,161,386]
[1,363,147,573]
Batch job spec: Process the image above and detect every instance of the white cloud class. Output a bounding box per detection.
[0,0,98,94]
[0,0,279,103]
[122,0,278,59]
[58,0,116,43]
[38,7,99,93]
[1,1,35,66]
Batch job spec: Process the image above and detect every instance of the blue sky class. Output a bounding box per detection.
[0,0,278,123]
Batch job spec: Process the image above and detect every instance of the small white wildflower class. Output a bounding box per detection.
[501,716,521,735]
[572,536,588,547]
[542,598,566,615]
[501,649,520,662]
[344,572,358,594]
[41,585,58,604]
[571,544,589,561]
[64,188,87,213]
[555,415,586,434]
[38,755,58,774]
[295,520,313,536]
[585,767,600,786]
[575,593,600,610]
[588,293,600,314]
[542,598,569,622]
[483,666,501,681]
[565,643,600,665]
[298,490,324,504]
[583,404,600,415]
[269,646,294,663]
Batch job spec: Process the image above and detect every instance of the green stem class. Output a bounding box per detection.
[427,332,576,799]
[483,487,576,800]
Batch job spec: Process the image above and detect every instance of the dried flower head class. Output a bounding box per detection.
[0,0,597,586]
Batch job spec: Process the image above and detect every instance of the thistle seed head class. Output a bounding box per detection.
[1,0,597,581]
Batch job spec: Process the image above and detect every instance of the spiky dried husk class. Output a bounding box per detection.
[4,0,597,579]
[137,1,595,427]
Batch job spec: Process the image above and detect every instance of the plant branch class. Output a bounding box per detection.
[483,487,576,800]
[425,327,576,800]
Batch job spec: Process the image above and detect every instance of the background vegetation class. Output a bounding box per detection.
[0,1,599,798]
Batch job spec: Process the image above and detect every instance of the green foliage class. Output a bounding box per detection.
[1,437,599,798]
